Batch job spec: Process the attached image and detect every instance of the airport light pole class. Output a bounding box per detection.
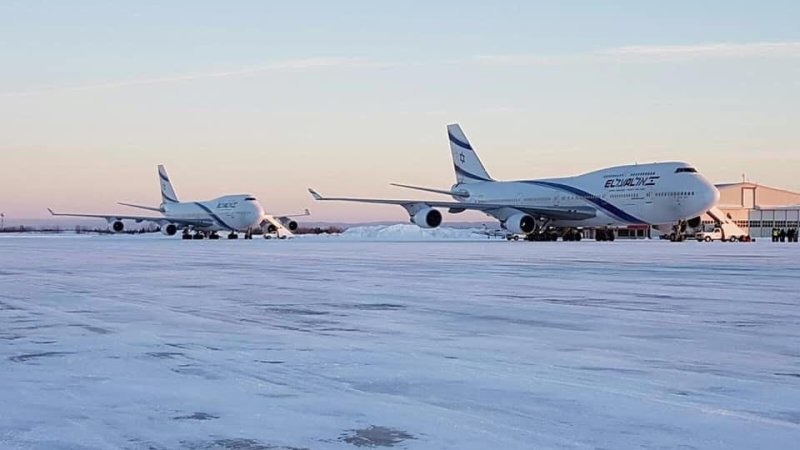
[0,212,4,230]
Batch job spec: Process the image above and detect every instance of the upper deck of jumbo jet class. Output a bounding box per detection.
[534,161,700,181]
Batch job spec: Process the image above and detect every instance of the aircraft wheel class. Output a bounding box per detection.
[209,232,220,240]
[228,232,238,239]
[607,231,615,242]
[575,232,582,242]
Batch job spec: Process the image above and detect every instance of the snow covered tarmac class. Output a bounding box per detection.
[1,234,799,449]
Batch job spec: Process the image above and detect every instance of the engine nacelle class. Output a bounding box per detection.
[503,213,536,235]
[279,218,299,231]
[161,224,178,236]
[411,207,442,229]
[110,220,124,233]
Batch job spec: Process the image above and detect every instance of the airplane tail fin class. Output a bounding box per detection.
[447,124,493,184]
[158,165,179,204]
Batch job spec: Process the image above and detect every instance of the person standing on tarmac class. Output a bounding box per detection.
[780,228,787,242]
[772,228,778,242]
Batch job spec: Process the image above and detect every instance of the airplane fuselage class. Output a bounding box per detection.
[162,194,265,232]
[452,161,719,228]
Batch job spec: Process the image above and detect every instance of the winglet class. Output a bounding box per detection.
[308,189,323,200]
[47,208,55,215]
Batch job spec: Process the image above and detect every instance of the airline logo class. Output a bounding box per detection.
[604,176,660,189]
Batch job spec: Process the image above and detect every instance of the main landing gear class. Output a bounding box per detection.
[525,231,558,241]
[595,229,616,241]
[182,229,221,240]
[181,229,264,241]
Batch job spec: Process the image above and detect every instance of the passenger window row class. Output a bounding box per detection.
[655,191,696,197]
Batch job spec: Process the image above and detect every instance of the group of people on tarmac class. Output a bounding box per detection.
[772,228,799,242]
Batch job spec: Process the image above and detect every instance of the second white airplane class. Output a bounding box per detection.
[49,165,309,239]
[310,124,720,241]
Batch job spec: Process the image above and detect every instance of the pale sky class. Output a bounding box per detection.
[1,1,799,222]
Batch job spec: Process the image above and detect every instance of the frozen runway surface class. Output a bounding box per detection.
[1,235,799,449]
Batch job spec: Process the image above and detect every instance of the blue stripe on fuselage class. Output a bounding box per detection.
[522,180,647,224]
[193,202,237,231]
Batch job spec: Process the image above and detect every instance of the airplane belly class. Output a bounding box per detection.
[553,211,624,228]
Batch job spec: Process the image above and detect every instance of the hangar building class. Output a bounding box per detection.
[702,182,800,238]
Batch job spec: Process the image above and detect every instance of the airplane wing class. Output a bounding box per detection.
[47,208,212,228]
[308,189,596,221]
[275,208,311,220]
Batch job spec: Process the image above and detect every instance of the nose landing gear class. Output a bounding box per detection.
[668,220,687,242]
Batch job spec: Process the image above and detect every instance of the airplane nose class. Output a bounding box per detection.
[701,182,720,210]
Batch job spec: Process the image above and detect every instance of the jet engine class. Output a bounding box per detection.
[687,216,702,229]
[278,218,299,231]
[161,224,178,236]
[110,220,124,233]
[503,213,536,235]
[411,207,442,229]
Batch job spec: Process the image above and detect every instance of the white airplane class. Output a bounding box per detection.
[49,165,310,239]
[309,124,720,241]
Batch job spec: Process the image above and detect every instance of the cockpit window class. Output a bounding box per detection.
[245,197,257,201]
[675,167,697,173]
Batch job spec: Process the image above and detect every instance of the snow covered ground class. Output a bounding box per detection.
[1,234,799,450]
[338,224,484,240]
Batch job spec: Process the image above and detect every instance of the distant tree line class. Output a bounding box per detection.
[294,226,345,235]
[0,225,159,234]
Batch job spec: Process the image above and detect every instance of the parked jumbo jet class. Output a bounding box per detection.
[310,124,720,241]
[49,165,309,239]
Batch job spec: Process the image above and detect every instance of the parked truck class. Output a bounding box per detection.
[696,208,752,242]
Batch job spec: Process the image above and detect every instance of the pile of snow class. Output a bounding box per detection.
[339,224,483,240]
